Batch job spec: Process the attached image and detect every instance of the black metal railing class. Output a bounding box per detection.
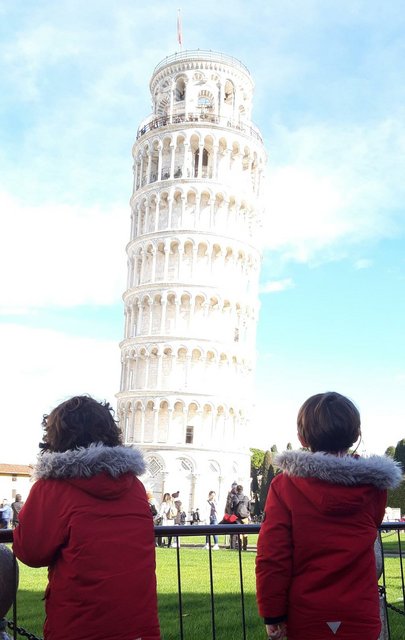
[1,522,404,640]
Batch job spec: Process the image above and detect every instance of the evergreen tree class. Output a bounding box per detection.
[260,450,275,510]
[251,467,259,494]
[271,444,278,453]
[394,439,405,473]
[286,442,293,450]
[385,446,395,459]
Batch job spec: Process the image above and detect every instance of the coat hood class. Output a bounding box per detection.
[34,443,146,480]
[275,450,402,489]
[274,450,402,516]
[33,444,146,500]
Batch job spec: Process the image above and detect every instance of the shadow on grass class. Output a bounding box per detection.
[158,591,262,640]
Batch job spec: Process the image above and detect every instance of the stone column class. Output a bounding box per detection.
[160,298,167,334]
[137,300,144,336]
[212,143,219,180]
[155,196,160,232]
[152,408,159,442]
[180,194,186,227]
[170,143,176,179]
[168,197,173,229]
[157,144,163,181]
[139,153,144,188]
[163,242,170,281]
[147,151,152,185]
[144,202,150,234]
[169,81,175,124]
[198,143,204,178]
[183,141,189,178]
[139,249,145,284]
[147,300,153,335]
[151,246,158,283]
[132,162,138,193]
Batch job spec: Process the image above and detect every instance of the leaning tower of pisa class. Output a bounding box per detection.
[117,50,266,512]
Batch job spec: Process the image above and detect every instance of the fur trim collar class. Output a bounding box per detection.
[275,450,402,489]
[33,443,146,480]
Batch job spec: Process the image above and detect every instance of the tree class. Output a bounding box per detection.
[271,444,278,453]
[394,439,405,473]
[250,448,265,472]
[260,450,275,510]
[387,479,405,514]
[286,442,293,450]
[251,466,259,494]
[385,446,395,459]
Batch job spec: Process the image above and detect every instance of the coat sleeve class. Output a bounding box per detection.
[255,475,292,621]
[13,480,69,568]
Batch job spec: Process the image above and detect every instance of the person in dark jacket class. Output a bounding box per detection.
[13,395,160,640]
[11,494,24,528]
[231,485,250,550]
[256,391,402,640]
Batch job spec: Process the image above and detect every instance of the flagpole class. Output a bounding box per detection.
[177,9,183,50]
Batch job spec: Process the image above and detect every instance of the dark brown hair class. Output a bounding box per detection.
[41,395,122,453]
[297,392,361,453]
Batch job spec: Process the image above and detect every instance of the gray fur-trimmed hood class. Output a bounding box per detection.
[275,450,402,490]
[33,443,146,481]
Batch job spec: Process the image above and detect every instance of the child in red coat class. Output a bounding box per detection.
[13,395,161,640]
[256,391,402,640]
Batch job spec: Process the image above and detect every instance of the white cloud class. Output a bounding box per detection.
[262,119,405,263]
[354,258,372,270]
[260,278,294,294]
[0,324,120,463]
[0,191,127,309]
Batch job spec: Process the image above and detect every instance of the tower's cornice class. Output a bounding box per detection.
[151,49,251,81]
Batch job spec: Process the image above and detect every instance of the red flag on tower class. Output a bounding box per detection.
[177,9,183,47]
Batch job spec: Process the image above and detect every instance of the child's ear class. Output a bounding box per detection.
[298,432,308,448]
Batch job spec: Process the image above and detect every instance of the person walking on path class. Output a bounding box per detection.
[256,391,402,640]
[13,394,160,640]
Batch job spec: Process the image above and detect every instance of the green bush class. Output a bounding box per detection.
[387,478,405,514]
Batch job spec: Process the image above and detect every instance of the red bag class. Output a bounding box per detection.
[222,513,238,523]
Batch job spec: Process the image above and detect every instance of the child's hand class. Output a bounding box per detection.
[266,622,287,639]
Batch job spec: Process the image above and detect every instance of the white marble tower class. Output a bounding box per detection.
[117,50,266,513]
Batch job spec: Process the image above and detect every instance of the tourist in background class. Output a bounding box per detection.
[0,499,12,529]
[203,490,219,550]
[224,481,238,549]
[231,484,250,551]
[158,492,176,547]
[13,394,160,640]
[224,481,238,514]
[256,391,402,640]
[11,494,24,528]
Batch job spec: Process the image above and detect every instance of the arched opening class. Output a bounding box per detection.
[175,77,186,101]
[194,147,209,178]
[224,80,235,107]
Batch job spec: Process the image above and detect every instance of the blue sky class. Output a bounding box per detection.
[1,0,404,462]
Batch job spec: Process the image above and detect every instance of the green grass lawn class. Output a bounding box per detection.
[8,542,405,640]
[380,530,405,554]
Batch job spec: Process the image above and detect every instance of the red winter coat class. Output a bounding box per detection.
[13,444,161,640]
[256,451,402,640]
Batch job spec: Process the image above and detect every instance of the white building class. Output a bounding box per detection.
[117,50,266,514]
